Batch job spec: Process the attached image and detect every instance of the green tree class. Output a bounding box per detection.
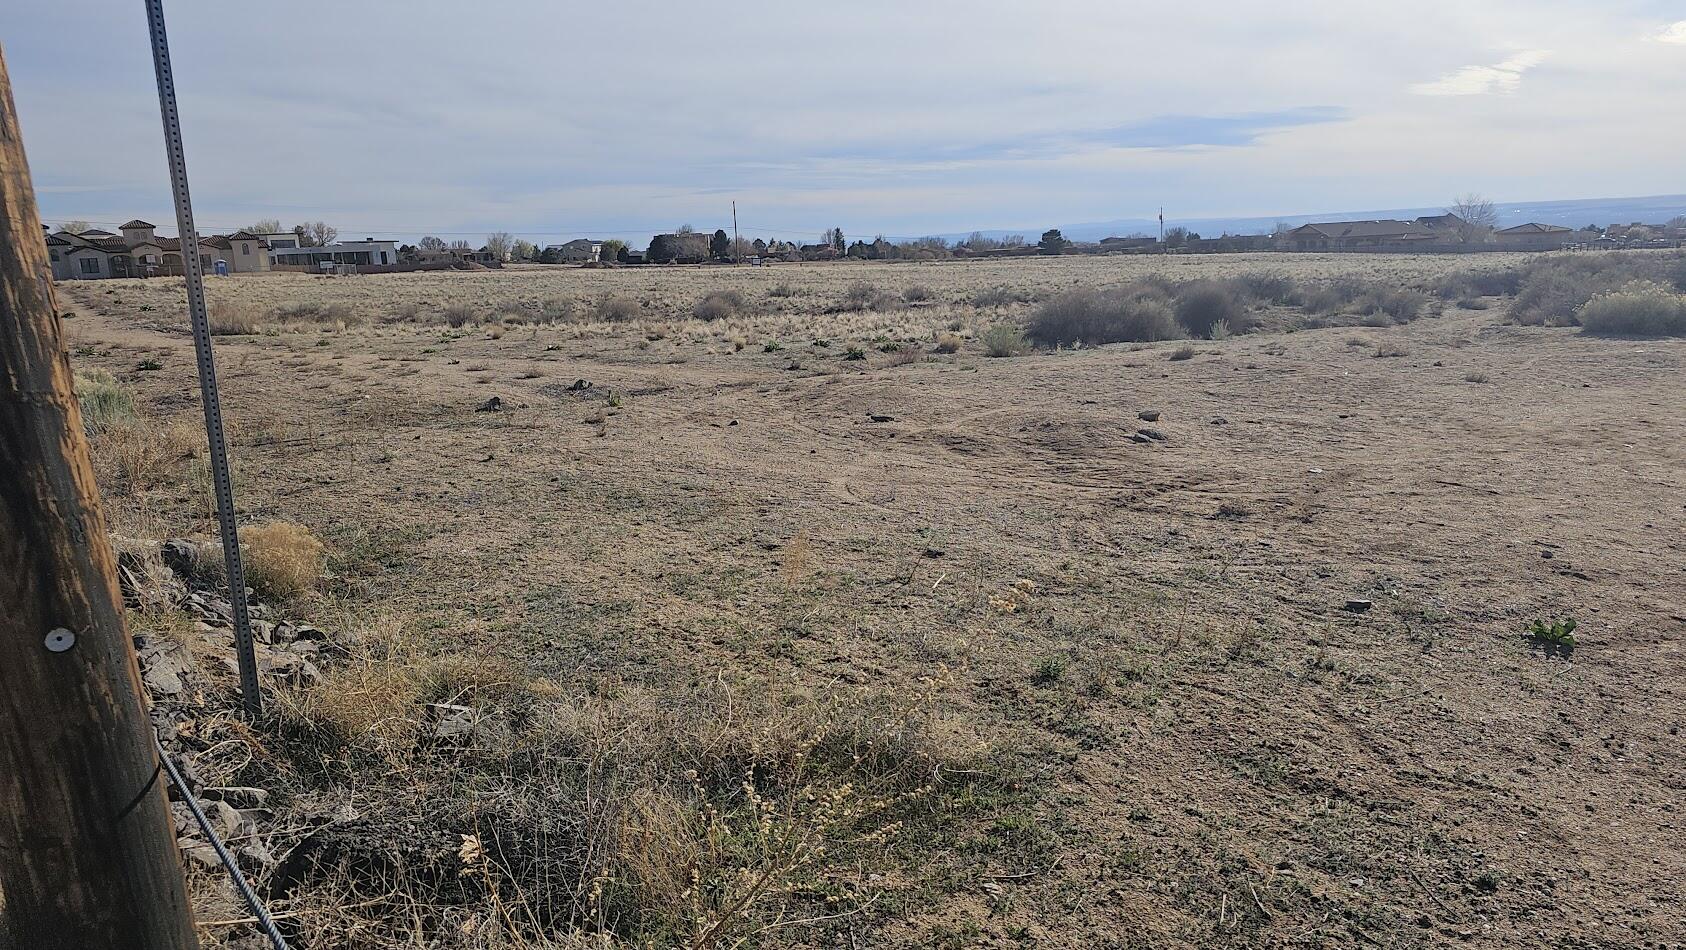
[710,229,731,260]
[1039,228,1068,255]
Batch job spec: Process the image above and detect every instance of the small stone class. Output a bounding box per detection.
[869,414,895,423]
[203,786,270,809]
[1136,428,1166,442]
[427,703,477,742]
[239,841,277,872]
[161,539,199,577]
[1343,598,1373,613]
[178,837,221,869]
[1137,409,1161,422]
[1541,550,1554,559]
[206,800,247,841]
[922,547,946,559]
[1210,417,1228,425]
[474,396,503,412]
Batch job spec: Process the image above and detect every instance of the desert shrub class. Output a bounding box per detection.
[1167,344,1197,361]
[1234,271,1299,305]
[1300,278,1377,315]
[933,331,963,353]
[591,295,642,322]
[767,282,799,298]
[902,284,934,303]
[390,301,424,322]
[1577,284,1686,336]
[74,369,136,432]
[1373,341,1409,358]
[1356,287,1428,324]
[1174,281,1244,337]
[441,303,481,327]
[1510,254,1686,326]
[972,285,1034,308]
[1434,267,1522,299]
[208,303,260,335]
[1025,286,1184,347]
[838,281,896,312]
[693,289,747,321]
[979,323,1028,357]
[539,297,576,322]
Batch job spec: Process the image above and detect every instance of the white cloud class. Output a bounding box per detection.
[1411,50,1552,95]
[1655,21,1686,44]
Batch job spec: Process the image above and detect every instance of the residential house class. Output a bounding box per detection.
[1414,213,1466,233]
[271,238,401,269]
[545,238,603,263]
[1494,223,1577,249]
[218,231,274,273]
[1285,219,1438,251]
[44,219,272,278]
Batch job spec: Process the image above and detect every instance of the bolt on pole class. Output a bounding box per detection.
[143,0,262,714]
[0,41,201,948]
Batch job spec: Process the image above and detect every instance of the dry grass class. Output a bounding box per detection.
[591,295,643,322]
[74,368,137,432]
[932,331,964,353]
[209,303,262,335]
[194,520,327,600]
[253,641,1023,950]
[979,323,1028,357]
[693,289,748,321]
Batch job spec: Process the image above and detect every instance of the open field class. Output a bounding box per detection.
[61,253,1685,948]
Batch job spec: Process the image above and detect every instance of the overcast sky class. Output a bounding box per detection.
[7,1,1686,244]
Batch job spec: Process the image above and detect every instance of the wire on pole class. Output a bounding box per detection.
[143,0,262,715]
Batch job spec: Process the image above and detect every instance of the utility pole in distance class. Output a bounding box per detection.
[732,200,741,265]
[0,43,201,949]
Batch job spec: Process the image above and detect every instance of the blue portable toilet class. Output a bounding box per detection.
[213,259,229,276]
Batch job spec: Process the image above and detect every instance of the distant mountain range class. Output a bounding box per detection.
[941,194,1686,244]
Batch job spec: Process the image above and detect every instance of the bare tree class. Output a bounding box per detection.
[418,235,446,251]
[247,218,282,235]
[448,239,472,251]
[676,224,695,235]
[58,220,91,233]
[1449,194,1498,243]
[1668,215,1686,230]
[484,231,514,262]
[305,221,338,246]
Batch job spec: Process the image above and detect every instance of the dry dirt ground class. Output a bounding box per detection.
[62,255,1685,948]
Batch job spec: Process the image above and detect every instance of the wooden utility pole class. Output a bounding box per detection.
[732,200,740,265]
[0,44,201,949]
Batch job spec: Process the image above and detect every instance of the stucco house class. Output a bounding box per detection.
[547,238,603,263]
[1494,223,1577,248]
[43,219,272,278]
[1285,219,1438,251]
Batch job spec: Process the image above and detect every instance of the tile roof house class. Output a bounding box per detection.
[42,220,274,279]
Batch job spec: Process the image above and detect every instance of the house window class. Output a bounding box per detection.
[79,257,101,275]
[50,249,59,261]
[241,243,251,255]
